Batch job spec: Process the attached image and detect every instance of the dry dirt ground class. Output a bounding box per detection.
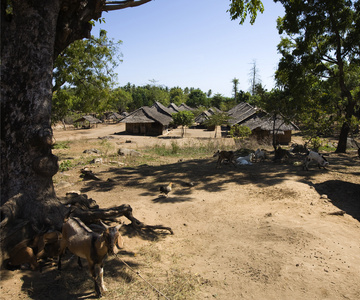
[1,124,360,300]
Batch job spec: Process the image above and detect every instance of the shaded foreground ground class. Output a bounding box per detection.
[1,124,360,299]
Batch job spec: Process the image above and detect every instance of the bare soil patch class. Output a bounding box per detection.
[1,124,360,300]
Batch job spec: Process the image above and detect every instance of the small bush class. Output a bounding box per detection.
[171,141,180,154]
[53,141,70,149]
[229,125,252,139]
[59,160,73,171]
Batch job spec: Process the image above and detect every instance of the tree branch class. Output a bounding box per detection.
[104,0,152,11]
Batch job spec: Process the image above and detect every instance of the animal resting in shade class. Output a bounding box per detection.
[160,182,173,197]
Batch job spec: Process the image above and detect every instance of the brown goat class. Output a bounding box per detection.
[58,217,123,298]
[213,150,236,168]
[7,239,38,270]
[6,231,61,271]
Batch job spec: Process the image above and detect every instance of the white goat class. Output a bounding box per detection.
[58,217,123,298]
[236,153,255,165]
[254,149,266,162]
[303,151,329,170]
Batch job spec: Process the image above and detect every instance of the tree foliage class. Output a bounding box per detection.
[275,0,360,152]
[53,30,122,118]
[187,89,209,108]
[229,124,252,139]
[228,0,265,24]
[204,112,230,137]
[172,111,195,137]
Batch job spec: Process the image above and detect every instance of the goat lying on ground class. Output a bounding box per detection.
[6,231,62,271]
[254,149,266,162]
[291,142,308,154]
[213,150,236,168]
[236,153,255,165]
[58,217,123,298]
[7,239,39,270]
[303,151,329,170]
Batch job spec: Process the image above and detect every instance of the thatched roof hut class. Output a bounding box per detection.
[107,112,122,120]
[74,115,102,128]
[120,106,172,136]
[227,102,299,144]
[195,107,222,125]
[74,115,102,124]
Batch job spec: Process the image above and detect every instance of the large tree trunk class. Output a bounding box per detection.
[1,1,63,229]
[0,0,103,260]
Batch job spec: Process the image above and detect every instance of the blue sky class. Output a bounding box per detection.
[93,0,285,97]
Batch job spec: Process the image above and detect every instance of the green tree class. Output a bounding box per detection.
[232,78,240,101]
[53,30,122,116]
[170,87,187,105]
[144,84,170,107]
[204,112,230,138]
[211,94,227,109]
[257,88,300,149]
[275,0,360,152]
[187,89,209,108]
[110,88,133,113]
[172,111,195,138]
[229,125,252,147]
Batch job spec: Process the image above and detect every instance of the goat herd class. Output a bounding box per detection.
[213,144,329,171]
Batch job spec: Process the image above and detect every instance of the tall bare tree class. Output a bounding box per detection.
[248,59,261,95]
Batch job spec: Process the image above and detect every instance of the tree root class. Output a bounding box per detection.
[64,193,173,234]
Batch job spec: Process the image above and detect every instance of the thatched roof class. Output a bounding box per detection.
[242,115,298,133]
[227,102,258,126]
[152,101,174,117]
[195,107,222,124]
[120,106,172,126]
[74,115,102,124]
[178,103,194,111]
[107,112,122,120]
[227,102,298,132]
[168,103,180,114]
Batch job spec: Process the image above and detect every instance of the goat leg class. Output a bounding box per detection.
[91,264,102,298]
[57,254,62,270]
[77,257,83,269]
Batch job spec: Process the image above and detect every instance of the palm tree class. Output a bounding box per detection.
[232,78,239,101]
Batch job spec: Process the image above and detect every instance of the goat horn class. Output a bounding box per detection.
[115,222,123,231]
[99,220,109,229]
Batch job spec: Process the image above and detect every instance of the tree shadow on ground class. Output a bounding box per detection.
[79,156,313,198]
[121,223,171,241]
[313,180,360,222]
[17,251,140,300]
